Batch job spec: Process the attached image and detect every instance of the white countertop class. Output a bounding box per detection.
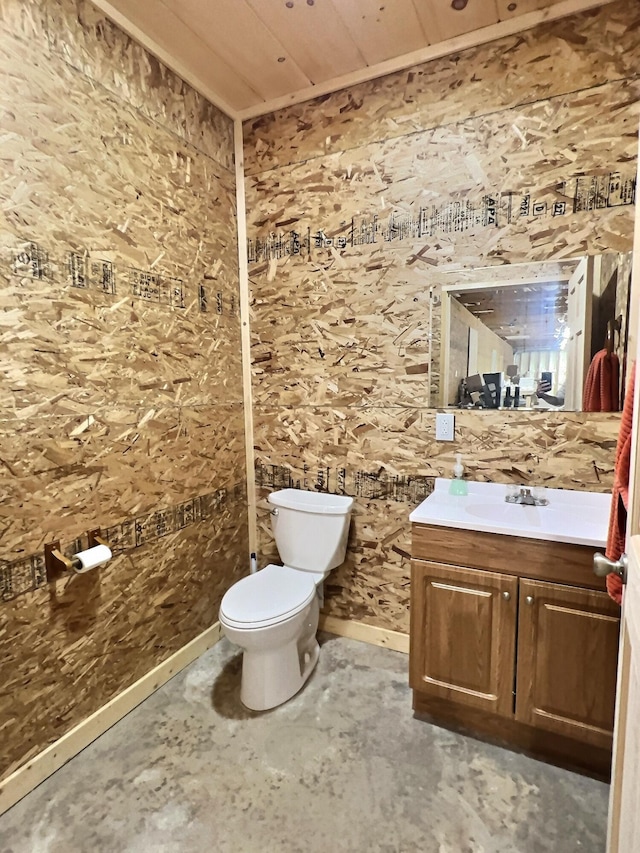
[409,478,610,548]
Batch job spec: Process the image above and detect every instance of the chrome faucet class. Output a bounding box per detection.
[505,487,549,506]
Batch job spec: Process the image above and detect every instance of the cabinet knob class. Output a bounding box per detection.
[525,595,534,605]
[502,591,511,601]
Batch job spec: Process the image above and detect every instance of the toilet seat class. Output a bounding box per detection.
[220,564,317,630]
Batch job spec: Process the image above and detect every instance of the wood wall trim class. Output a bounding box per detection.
[0,622,224,817]
[319,614,410,654]
[235,119,257,558]
[237,0,616,119]
[626,130,640,536]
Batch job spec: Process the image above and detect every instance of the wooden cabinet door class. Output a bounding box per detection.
[515,579,620,749]
[410,560,518,716]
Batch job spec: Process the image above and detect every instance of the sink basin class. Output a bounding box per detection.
[465,503,545,526]
[409,479,610,547]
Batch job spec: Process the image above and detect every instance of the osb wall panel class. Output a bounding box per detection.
[245,3,639,635]
[254,408,619,495]
[0,490,246,780]
[244,0,640,175]
[254,408,620,631]
[0,0,234,170]
[246,77,638,267]
[0,269,241,416]
[0,2,243,781]
[246,84,637,406]
[0,37,237,304]
[250,259,433,408]
[0,403,246,559]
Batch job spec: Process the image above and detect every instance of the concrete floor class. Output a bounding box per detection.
[1,634,608,853]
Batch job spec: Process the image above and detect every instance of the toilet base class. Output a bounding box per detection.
[238,595,320,711]
[242,638,320,712]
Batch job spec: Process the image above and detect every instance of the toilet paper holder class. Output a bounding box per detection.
[45,528,111,578]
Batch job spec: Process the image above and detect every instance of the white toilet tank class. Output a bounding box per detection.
[268,489,353,574]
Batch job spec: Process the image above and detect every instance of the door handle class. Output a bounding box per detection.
[593,552,628,584]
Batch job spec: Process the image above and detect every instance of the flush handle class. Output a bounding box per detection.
[593,552,628,584]
[258,507,278,517]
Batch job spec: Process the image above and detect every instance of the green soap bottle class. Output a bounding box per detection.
[449,453,468,496]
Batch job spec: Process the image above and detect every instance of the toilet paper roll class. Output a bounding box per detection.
[73,543,112,573]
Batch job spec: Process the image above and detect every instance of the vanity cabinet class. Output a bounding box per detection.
[410,524,620,777]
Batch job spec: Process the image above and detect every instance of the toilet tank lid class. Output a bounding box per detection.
[268,488,353,515]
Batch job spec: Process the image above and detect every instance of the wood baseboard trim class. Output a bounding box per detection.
[0,622,224,816]
[319,614,409,654]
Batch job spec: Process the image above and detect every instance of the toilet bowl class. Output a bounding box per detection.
[220,564,321,710]
[219,489,353,711]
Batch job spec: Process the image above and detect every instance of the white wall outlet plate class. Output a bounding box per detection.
[435,412,455,441]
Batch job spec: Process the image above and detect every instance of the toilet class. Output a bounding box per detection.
[219,488,353,711]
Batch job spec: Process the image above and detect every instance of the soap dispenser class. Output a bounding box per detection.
[449,453,468,496]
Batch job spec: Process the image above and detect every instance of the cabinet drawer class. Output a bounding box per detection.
[410,559,517,716]
[515,579,620,749]
[412,523,605,590]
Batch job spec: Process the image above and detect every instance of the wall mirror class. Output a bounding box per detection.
[437,252,632,412]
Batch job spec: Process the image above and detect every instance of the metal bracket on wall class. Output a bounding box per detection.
[87,528,109,549]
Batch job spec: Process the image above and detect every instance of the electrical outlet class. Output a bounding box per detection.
[435,412,455,441]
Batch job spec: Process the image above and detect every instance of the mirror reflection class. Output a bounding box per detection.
[439,252,632,412]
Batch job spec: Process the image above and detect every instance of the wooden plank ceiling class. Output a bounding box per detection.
[92,0,612,118]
